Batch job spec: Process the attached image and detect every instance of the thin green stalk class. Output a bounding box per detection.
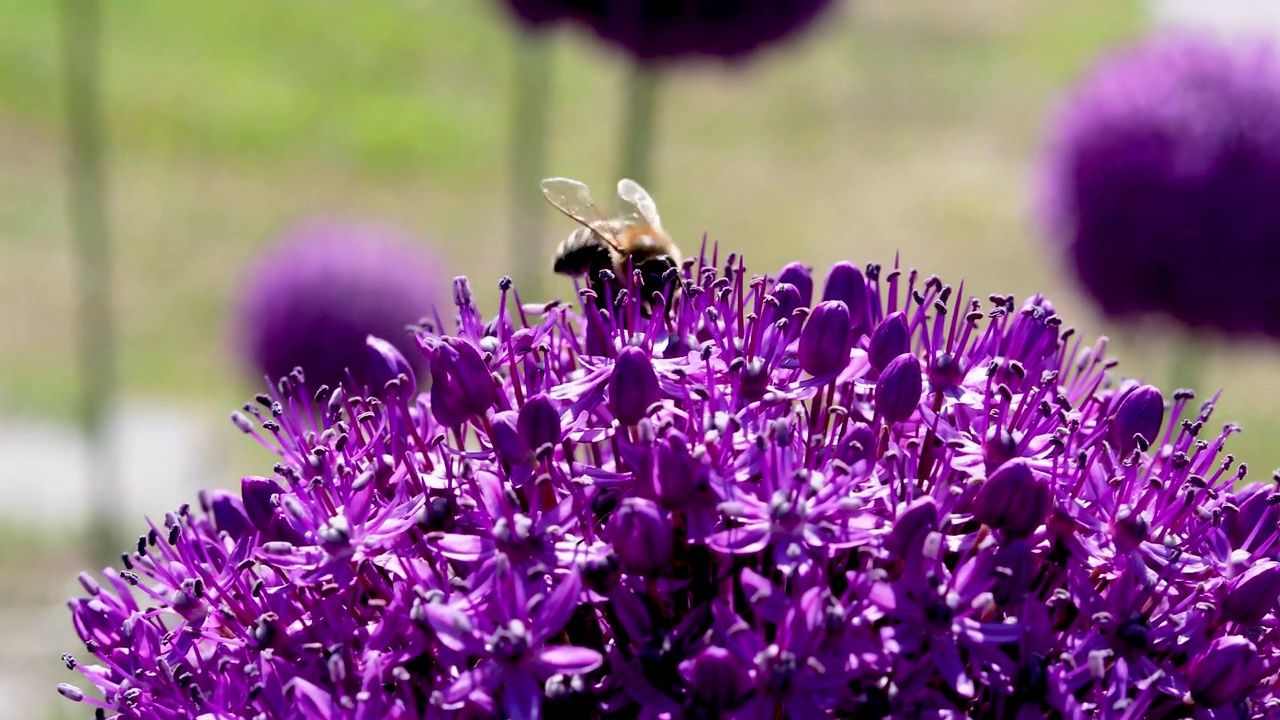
[60,0,119,565]
[509,29,553,302]
[618,63,660,187]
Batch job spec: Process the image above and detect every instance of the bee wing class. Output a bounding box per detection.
[616,178,663,231]
[541,177,620,247]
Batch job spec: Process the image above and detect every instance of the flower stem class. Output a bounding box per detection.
[509,29,554,302]
[618,63,660,187]
[60,0,120,565]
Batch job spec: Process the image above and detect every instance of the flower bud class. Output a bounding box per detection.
[656,430,699,509]
[798,301,854,377]
[1223,560,1280,624]
[241,476,284,535]
[606,497,673,575]
[834,423,876,469]
[517,394,561,458]
[738,357,770,401]
[209,491,251,541]
[1109,384,1164,455]
[1188,636,1265,708]
[875,353,922,424]
[927,352,964,391]
[769,282,804,323]
[1225,482,1280,552]
[489,411,534,467]
[886,496,938,559]
[983,428,1018,475]
[680,646,753,711]
[428,337,498,427]
[366,335,415,397]
[609,346,660,426]
[974,459,1051,540]
[776,262,813,310]
[868,312,910,373]
[821,262,869,338]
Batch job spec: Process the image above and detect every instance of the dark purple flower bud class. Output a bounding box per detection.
[680,646,753,711]
[776,262,813,309]
[656,430,699,509]
[428,337,497,427]
[738,357,770,401]
[517,394,561,458]
[609,346,660,426]
[209,491,251,540]
[770,282,804,322]
[1225,482,1280,552]
[1188,636,1265,708]
[886,496,938,559]
[1109,384,1164,455]
[798,300,853,377]
[868,312,910,373]
[241,476,284,535]
[983,428,1018,474]
[504,0,837,64]
[1223,561,1280,625]
[927,352,964,391]
[834,422,876,468]
[875,353,922,424]
[366,335,415,397]
[974,459,1051,540]
[821,261,869,338]
[606,497,673,575]
[490,411,534,467]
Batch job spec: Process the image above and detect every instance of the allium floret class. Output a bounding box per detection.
[61,244,1280,718]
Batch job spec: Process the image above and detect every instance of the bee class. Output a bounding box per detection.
[542,177,683,313]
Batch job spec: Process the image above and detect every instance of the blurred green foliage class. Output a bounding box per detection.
[14,0,1278,488]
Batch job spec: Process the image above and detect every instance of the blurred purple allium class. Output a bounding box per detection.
[63,244,1280,718]
[1041,33,1280,337]
[235,221,445,394]
[501,0,836,62]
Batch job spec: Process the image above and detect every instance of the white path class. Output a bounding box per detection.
[0,402,216,527]
[1149,0,1280,38]
[0,402,219,719]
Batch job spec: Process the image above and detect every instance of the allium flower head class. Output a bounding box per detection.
[1041,33,1280,336]
[502,0,836,62]
[235,220,445,394]
[63,244,1280,718]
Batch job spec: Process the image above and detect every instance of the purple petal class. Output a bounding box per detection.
[422,604,477,653]
[934,636,975,698]
[433,533,489,561]
[502,670,542,720]
[443,660,500,703]
[533,645,605,676]
[707,524,771,555]
[534,569,583,642]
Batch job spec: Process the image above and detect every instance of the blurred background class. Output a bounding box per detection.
[4,0,1280,716]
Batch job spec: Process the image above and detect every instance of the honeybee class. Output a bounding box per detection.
[542,177,683,313]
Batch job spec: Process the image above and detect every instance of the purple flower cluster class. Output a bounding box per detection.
[1040,33,1280,337]
[63,245,1280,718]
[502,0,836,62]
[235,220,445,394]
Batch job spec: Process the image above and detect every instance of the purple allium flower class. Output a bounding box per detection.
[1041,33,1280,337]
[62,246,1280,718]
[501,0,837,63]
[235,220,445,393]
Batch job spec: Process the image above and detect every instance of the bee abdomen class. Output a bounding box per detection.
[553,229,613,277]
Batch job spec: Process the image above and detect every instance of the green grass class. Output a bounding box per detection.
[4,0,1279,481]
